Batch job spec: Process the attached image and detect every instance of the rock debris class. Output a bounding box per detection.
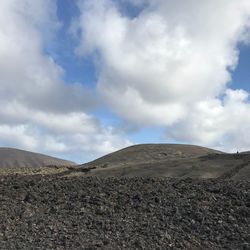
[0,176,249,249]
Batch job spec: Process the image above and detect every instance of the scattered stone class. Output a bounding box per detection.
[0,176,249,249]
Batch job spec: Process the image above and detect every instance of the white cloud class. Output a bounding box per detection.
[0,0,131,162]
[0,122,131,163]
[0,0,94,113]
[75,0,250,151]
[167,89,250,152]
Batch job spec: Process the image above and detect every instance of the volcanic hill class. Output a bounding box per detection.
[76,144,250,180]
[0,147,75,169]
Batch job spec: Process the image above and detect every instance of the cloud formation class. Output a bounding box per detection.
[75,0,250,151]
[2,0,250,163]
[0,0,130,162]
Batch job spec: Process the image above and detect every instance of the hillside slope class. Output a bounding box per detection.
[0,148,75,168]
[75,144,250,179]
[84,144,222,166]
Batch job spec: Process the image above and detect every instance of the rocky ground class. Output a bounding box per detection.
[0,175,249,249]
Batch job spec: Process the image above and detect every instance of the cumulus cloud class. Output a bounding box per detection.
[0,122,131,163]
[75,0,250,151]
[0,0,95,113]
[167,90,250,150]
[0,0,131,162]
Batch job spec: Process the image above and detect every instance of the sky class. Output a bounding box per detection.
[1,0,250,163]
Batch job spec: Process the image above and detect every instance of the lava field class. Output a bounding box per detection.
[0,175,249,249]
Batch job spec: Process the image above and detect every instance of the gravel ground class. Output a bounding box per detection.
[0,175,249,249]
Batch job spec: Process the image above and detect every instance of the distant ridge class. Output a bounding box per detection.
[240,151,250,154]
[0,147,76,168]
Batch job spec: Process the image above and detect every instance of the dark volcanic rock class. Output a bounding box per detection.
[0,176,249,249]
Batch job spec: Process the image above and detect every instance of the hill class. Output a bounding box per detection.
[75,144,250,179]
[0,148,75,169]
[1,144,250,180]
[84,144,222,166]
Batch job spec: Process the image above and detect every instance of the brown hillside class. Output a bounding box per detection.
[0,148,76,169]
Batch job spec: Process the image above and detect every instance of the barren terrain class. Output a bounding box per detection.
[0,144,249,249]
[0,148,76,169]
[0,175,249,249]
[77,144,250,180]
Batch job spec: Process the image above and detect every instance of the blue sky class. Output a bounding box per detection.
[1,0,250,163]
[55,1,250,100]
[55,0,250,146]
[232,44,250,93]
[48,0,97,87]
[52,0,166,146]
